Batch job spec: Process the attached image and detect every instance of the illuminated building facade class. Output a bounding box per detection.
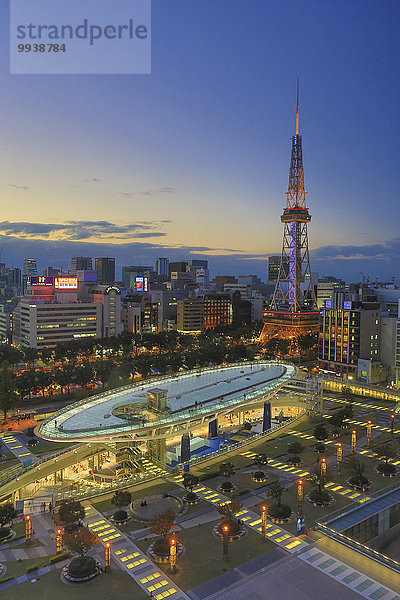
[319,300,381,380]
[204,293,232,329]
[260,81,319,345]
[177,297,204,333]
[13,298,101,348]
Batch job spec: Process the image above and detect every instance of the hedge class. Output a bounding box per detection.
[26,565,39,573]
[48,551,70,565]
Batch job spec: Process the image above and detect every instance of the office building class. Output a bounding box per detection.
[71,256,93,272]
[121,266,151,291]
[90,285,122,338]
[177,298,204,333]
[95,257,115,285]
[204,293,232,329]
[13,298,101,348]
[121,293,159,334]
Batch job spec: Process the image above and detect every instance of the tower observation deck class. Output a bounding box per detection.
[260,80,319,344]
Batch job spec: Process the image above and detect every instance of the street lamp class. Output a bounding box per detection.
[367,421,372,447]
[261,505,267,539]
[169,537,177,573]
[320,457,327,483]
[297,480,304,516]
[105,542,111,571]
[222,524,229,560]
[56,528,63,553]
[391,414,395,436]
[337,443,342,475]
[25,515,31,543]
[351,430,357,456]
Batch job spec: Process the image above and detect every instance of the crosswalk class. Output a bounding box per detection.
[172,474,308,554]
[299,547,400,600]
[0,432,37,465]
[85,505,189,600]
[239,447,372,504]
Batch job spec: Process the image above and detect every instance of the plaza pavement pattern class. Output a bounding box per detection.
[172,474,308,554]
[298,547,400,600]
[85,504,191,600]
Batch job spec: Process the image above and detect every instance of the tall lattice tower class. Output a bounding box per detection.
[260,80,319,344]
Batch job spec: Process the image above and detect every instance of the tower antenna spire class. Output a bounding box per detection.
[296,76,299,135]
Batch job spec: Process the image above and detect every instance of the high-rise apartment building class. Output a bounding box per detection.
[71,256,93,272]
[204,294,232,329]
[95,257,115,285]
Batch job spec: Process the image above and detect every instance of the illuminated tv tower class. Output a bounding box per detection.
[260,79,319,344]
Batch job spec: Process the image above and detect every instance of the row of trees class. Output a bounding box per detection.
[263,333,318,358]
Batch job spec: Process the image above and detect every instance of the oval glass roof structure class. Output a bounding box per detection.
[37,361,296,442]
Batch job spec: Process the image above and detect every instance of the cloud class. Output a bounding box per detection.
[9,183,29,190]
[84,178,101,183]
[0,220,168,242]
[122,187,175,197]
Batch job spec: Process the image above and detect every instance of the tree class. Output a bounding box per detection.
[253,454,268,478]
[288,440,304,455]
[15,370,35,401]
[58,499,85,527]
[63,526,98,559]
[375,442,398,475]
[23,347,38,369]
[268,483,284,507]
[314,424,328,441]
[346,457,369,488]
[74,363,94,389]
[217,499,244,531]
[149,508,178,554]
[95,360,114,389]
[35,369,53,396]
[219,462,235,491]
[182,473,199,500]
[111,489,132,508]
[0,503,17,527]
[0,361,18,421]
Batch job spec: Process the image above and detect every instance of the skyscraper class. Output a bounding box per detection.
[22,258,38,293]
[155,258,169,277]
[260,81,319,344]
[71,256,93,271]
[95,257,115,285]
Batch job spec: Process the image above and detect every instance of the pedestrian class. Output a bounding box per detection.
[42,502,46,513]
[49,501,52,513]
[55,420,57,428]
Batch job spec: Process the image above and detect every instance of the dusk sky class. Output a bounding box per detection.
[0,0,399,281]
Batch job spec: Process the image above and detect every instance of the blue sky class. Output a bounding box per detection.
[0,0,399,281]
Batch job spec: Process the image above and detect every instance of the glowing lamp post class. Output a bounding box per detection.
[367,421,372,447]
[351,430,357,456]
[337,443,342,475]
[169,537,177,573]
[391,414,395,436]
[222,525,229,560]
[261,505,267,539]
[25,515,31,543]
[297,480,304,516]
[105,542,111,571]
[56,528,63,553]
[320,457,327,483]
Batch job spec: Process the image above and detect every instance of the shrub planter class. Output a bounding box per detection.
[267,504,293,523]
[375,464,399,477]
[0,527,13,543]
[111,509,129,526]
[183,493,200,505]
[314,444,327,454]
[148,540,184,563]
[286,456,302,466]
[218,482,237,494]
[0,563,6,578]
[63,556,100,583]
[347,477,372,492]
[306,492,334,507]
[251,471,268,483]
[213,521,246,542]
